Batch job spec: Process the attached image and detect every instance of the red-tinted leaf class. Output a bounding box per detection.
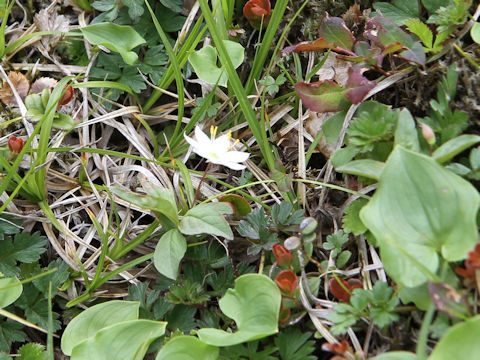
[295,67,375,113]
[354,41,384,66]
[455,242,480,286]
[428,282,472,319]
[344,67,376,104]
[243,0,271,28]
[329,278,362,302]
[283,14,355,56]
[219,194,251,216]
[295,80,346,113]
[364,16,425,65]
[318,14,355,51]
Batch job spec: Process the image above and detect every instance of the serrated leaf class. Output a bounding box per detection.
[0,321,26,352]
[179,203,233,239]
[154,229,186,280]
[122,0,144,21]
[0,232,47,277]
[80,23,146,65]
[405,19,433,49]
[275,328,316,360]
[70,320,166,360]
[18,343,48,360]
[343,198,368,235]
[155,336,219,360]
[360,146,480,287]
[61,301,140,355]
[197,274,281,346]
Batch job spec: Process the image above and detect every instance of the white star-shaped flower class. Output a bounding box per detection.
[184,125,250,170]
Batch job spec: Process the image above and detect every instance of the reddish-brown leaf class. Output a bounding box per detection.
[0,72,29,106]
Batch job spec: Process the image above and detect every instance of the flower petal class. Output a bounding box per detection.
[194,125,211,144]
[219,161,247,170]
[226,151,250,163]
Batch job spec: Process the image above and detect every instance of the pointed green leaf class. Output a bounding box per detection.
[337,159,384,180]
[197,274,281,346]
[179,203,233,239]
[70,320,166,360]
[80,23,145,65]
[318,15,355,50]
[432,135,480,164]
[394,109,420,152]
[154,229,186,280]
[360,146,480,287]
[112,187,179,225]
[429,315,480,360]
[155,336,219,360]
[61,301,139,355]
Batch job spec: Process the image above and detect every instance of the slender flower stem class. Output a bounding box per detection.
[193,162,211,204]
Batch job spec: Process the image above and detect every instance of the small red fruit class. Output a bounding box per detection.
[8,135,24,155]
[59,85,74,106]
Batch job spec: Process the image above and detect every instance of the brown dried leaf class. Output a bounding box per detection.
[0,72,30,106]
[30,77,57,94]
[34,9,70,50]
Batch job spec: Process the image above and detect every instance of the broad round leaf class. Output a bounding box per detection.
[179,203,233,240]
[197,274,281,346]
[429,315,480,360]
[155,336,219,360]
[154,229,186,280]
[360,146,480,287]
[70,319,166,360]
[61,301,140,355]
[80,23,146,65]
[0,276,22,309]
[471,22,480,44]
[189,40,244,87]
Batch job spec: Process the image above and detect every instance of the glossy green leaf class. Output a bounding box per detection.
[421,0,450,13]
[179,203,233,239]
[197,274,281,346]
[0,276,22,308]
[432,135,480,164]
[112,187,179,225]
[155,336,219,360]
[336,159,384,180]
[360,146,480,287]
[317,14,355,50]
[80,23,146,65]
[429,315,480,360]
[61,301,139,355]
[394,109,419,152]
[371,352,417,360]
[189,40,244,87]
[70,319,166,360]
[154,229,186,280]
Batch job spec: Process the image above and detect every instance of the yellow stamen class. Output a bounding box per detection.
[228,139,240,150]
[227,131,232,141]
[210,125,218,140]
